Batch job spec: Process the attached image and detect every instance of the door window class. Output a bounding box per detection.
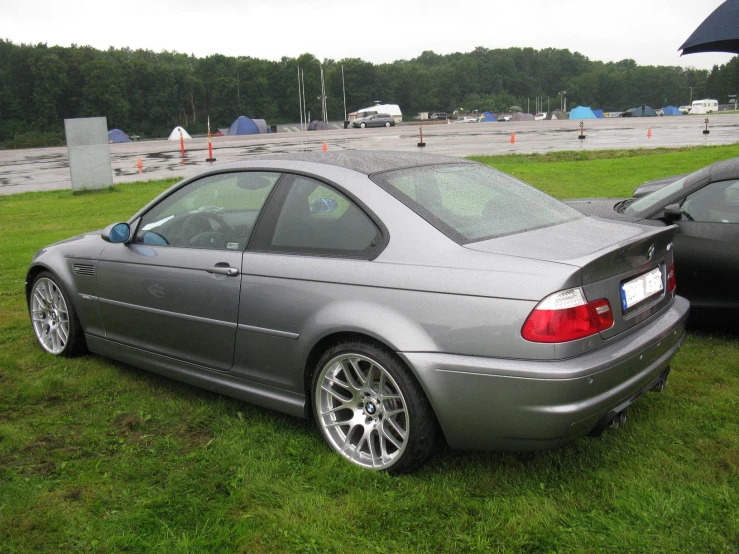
[251,176,382,258]
[135,172,280,250]
[681,180,739,223]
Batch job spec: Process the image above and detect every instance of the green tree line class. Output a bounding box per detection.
[0,39,736,144]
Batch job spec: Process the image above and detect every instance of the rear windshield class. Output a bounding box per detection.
[371,164,582,243]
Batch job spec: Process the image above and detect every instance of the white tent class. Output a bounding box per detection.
[168,126,192,140]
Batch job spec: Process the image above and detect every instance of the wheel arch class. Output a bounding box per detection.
[26,261,88,334]
[25,263,73,308]
[302,330,436,421]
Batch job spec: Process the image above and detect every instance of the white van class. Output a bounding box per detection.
[689,99,718,114]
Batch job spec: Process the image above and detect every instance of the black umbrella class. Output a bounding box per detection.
[679,0,739,55]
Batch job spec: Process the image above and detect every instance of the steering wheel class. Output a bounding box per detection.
[181,212,236,244]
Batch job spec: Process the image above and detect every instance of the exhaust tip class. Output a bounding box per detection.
[611,410,627,430]
[652,375,668,393]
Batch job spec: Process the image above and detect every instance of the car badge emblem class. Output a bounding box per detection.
[647,244,655,261]
[365,402,376,414]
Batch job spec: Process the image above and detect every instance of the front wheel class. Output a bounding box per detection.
[312,340,440,473]
[385,121,391,127]
[30,271,86,357]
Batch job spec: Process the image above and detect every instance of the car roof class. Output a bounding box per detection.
[709,157,739,182]
[242,150,474,176]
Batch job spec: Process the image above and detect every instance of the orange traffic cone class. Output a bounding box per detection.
[137,156,143,169]
[647,128,652,138]
[322,142,328,151]
[510,133,516,144]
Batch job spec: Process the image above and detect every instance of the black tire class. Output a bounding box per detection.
[312,339,440,473]
[30,271,86,357]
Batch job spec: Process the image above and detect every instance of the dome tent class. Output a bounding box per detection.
[228,116,260,136]
[107,129,131,143]
[479,111,497,122]
[627,105,658,117]
[545,110,569,120]
[592,109,605,118]
[308,120,329,131]
[510,112,535,121]
[662,106,683,116]
[253,119,272,133]
[168,126,192,140]
[569,106,597,119]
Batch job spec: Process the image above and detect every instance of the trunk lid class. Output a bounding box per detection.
[465,217,678,339]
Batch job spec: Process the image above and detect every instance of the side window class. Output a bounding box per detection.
[135,172,279,250]
[254,176,382,258]
[681,180,739,224]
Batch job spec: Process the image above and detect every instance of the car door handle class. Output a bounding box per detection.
[207,266,239,277]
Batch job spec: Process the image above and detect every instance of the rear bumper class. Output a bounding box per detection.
[400,296,690,451]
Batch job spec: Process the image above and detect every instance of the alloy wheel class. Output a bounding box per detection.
[31,278,70,354]
[316,353,409,469]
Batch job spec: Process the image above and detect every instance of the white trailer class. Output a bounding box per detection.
[356,103,403,123]
[689,99,718,114]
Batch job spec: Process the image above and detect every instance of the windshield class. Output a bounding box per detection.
[624,176,690,217]
[371,164,582,243]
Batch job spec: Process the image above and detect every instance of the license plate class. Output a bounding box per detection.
[621,267,663,310]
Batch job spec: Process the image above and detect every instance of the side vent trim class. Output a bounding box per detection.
[73,263,96,276]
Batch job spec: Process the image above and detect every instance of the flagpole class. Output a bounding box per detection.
[298,66,304,132]
[342,64,347,123]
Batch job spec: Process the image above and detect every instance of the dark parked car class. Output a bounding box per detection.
[566,158,739,315]
[430,112,449,120]
[27,151,688,473]
[353,114,395,128]
[633,174,688,198]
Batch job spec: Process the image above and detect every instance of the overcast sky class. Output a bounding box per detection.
[0,0,734,70]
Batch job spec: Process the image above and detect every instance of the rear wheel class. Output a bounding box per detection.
[30,271,86,357]
[312,340,440,473]
[360,122,366,128]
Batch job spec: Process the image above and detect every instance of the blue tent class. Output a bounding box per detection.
[569,106,597,119]
[228,116,260,136]
[479,111,497,122]
[107,129,131,143]
[592,109,605,118]
[662,106,683,116]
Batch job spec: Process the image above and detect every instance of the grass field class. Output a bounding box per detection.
[1,146,738,553]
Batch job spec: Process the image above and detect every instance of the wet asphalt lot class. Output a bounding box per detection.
[1,115,738,195]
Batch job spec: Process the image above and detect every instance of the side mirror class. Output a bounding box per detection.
[662,204,682,221]
[102,222,131,243]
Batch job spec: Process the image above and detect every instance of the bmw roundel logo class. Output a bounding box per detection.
[647,244,655,261]
[365,402,376,414]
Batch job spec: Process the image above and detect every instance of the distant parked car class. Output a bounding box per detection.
[534,112,547,121]
[678,106,691,114]
[499,115,512,122]
[566,157,739,315]
[353,114,395,128]
[454,117,477,123]
[430,112,449,120]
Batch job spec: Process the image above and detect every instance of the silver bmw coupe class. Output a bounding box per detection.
[27,151,689,472]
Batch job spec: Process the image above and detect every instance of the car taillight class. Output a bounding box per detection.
[522,287,613,343]
[667,263,676,293]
